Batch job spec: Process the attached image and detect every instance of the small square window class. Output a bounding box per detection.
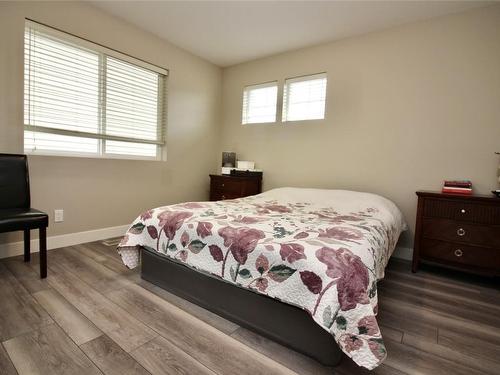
[242,82,278,124]
[282,73,327,122]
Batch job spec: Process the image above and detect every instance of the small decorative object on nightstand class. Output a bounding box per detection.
[209,172,262,201]
[412,191,500,276]
[221,152,236,175]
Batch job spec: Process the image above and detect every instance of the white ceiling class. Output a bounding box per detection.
[91,1,493,67]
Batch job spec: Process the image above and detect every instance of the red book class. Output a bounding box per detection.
[444,179,472,184]
[444,180,472,188]
[442,187,472,195]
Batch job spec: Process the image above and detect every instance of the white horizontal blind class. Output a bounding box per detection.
[282,73,327,122]
[24,20,167,159]
[242,81,278,124]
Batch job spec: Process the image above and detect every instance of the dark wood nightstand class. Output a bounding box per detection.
[413,191,500,276]
[209,174,262,201]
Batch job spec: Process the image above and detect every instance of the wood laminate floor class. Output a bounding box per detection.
[0,239,499,375]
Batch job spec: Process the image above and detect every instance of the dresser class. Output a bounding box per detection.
[209,174,262,201]
[412,191,500,276]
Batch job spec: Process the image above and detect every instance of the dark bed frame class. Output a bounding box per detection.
[141,247,342,366]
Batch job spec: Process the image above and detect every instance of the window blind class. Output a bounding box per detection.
[242,81,278,124]
[24,20,167,159]
[282,73,327,122]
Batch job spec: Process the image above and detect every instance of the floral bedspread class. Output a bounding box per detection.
[118,188,406,369]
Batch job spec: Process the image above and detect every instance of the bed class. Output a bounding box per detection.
[118,187,406,370]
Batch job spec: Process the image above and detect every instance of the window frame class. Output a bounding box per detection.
[241,81,279,125]
[23,19,168,161]
[282,72,327,123]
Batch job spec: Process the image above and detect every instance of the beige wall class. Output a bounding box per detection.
[2,3,499,254]
[0,1,221,247]
[219,5,500,249]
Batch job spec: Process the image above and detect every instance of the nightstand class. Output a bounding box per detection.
[412,191,500,276]
[209,174,262,201]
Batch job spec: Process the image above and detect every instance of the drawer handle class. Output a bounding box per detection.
[454,249,463,257]
[221,195,226,200]
[460,209,466,214]
[221,183,225,187]
[457,228,466,236]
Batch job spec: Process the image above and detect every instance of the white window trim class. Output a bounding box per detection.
[241,81,278,125]
[282,72,327,123]
[24,19,168,161]
[24,148,163,162]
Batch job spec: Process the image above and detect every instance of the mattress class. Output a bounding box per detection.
[118,187,406,369]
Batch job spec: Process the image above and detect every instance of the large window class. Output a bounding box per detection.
[282,73,327,122]
[241,81,278,124]
[24,20,167,160]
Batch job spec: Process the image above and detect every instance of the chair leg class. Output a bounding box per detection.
[24,229,30,262]
[39,227,47,279]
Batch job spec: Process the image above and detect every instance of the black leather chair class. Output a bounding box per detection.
[0,154,48,278]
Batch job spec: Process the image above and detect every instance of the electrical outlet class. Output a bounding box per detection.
[54,209,64,223]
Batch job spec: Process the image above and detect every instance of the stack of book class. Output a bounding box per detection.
[442,180,472,195]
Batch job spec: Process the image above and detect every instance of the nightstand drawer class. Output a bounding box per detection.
[210,191,241,201]
[422,218,500,248]
[210,177,244,195]
[421,239,500,270]
[424,198,500,224]
[424,199,474,221]
[209,174,262,201]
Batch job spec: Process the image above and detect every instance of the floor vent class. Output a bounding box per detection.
[101,237,121,247]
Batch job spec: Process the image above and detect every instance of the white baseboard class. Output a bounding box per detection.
[0,224,129,259]
[391,246,413,261]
